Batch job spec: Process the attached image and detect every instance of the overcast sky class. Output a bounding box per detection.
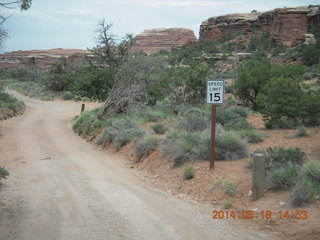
[1,0,319,52]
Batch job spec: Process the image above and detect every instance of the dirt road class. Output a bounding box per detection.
[0,91,265,240]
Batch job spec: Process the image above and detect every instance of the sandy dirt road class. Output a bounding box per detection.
[0,91,265,240]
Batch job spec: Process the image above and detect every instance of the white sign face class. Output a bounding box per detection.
[206,80,224,105]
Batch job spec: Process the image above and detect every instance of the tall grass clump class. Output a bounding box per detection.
[152,123,168,134]
[134,136,159,161]
[72,109,105,137]
[240,129,265,143]
[0,166,9,187]
[294,126,308,137]
[177,109,209,132]
[97,117,145,149]
[0,92,25,119]
[215,130,248,160]
[265,147,306,170]
[291,160,320,207]
[183,166,195,180]
[161,125,248,167]
[267,163,301,190]
[224,180,237,196]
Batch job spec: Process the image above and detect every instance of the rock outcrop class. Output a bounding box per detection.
[200,5,320,47]
[131,28,198,54]
[0,48,89,70]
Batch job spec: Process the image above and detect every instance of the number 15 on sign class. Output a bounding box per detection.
[207,80,224,104]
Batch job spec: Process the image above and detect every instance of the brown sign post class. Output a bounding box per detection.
[206,80,224,170]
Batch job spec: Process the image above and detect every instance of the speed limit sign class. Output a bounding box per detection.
[206,80,224,105]
[206,80,224,170]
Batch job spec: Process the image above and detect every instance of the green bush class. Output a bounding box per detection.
[267,163,301,190]
[291,160,320,207]
[0,166,9,179]
[295,126,308,137]
[291,187,310,207]
[97,117,145,149]
[0,92,25,119]
[215,131,248,160]
[223,200,232,209]
[224,181,237,196]
[63,91,74,100]
[72,109,104,137]
[183,166,195,180]
[257,77,320,127]
[177,112,209,132]
[265,147,306,170]
[134,136,159,161]
[145,110,166,122]
[224,118,253,131]
[240,129,264,143]
[152,123,168,134]
[216,107,240,125]
[229,106,249,118]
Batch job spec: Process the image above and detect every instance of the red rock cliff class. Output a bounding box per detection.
[0,48,89,70]
[200,5,320,47]
[131,28,198,54]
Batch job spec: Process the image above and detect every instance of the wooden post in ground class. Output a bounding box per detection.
[251,152,266,201]
[81,103,85,114]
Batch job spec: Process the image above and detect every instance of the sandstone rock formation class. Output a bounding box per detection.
[0,48,89,70]
[200,5,320,47]
[131,28,198,54]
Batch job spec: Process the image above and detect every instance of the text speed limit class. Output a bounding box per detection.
[206,80,224,105]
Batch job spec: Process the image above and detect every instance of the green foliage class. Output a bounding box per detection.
[257,77,317,128]
[229,106,249,118]
[8,80,54,100]
[215,130,248,160]
[72,109,105,137]
[267,163,301,190]
[63,91,74,100]
[216,107,241,125]
[295,126,308,137]
[291,160,320,207]
[66,65,113,101]
[177,109,209,132]
[161,130,212,167]
[234,55,304,109]
[0,92,25,119]
[291,187,310,207]
[7,66,45,82]
[224,118,253,131]
[265,147,306,170]
[240,129,264,143]
[224,180,237,196]
[167,64,212,104]
[97,117,145,149]
[145,110,167,122]
[183,166,195,180]
[0,166,9,179]
[223,200,232,209]
[152,123,168,134]
[134,136,159,161]
[234,55,272,109]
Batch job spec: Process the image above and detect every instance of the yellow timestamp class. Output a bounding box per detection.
[212,210,308,220]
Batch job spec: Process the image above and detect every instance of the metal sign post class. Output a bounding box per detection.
[206,80,224,170]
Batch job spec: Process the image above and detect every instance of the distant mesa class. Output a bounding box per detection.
[200,5,320,47]
[131,28,198,54]
[0,48,89,70]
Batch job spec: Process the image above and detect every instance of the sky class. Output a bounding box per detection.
[1,0,320,52]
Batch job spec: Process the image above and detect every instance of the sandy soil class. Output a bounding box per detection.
[0,91,264,240]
